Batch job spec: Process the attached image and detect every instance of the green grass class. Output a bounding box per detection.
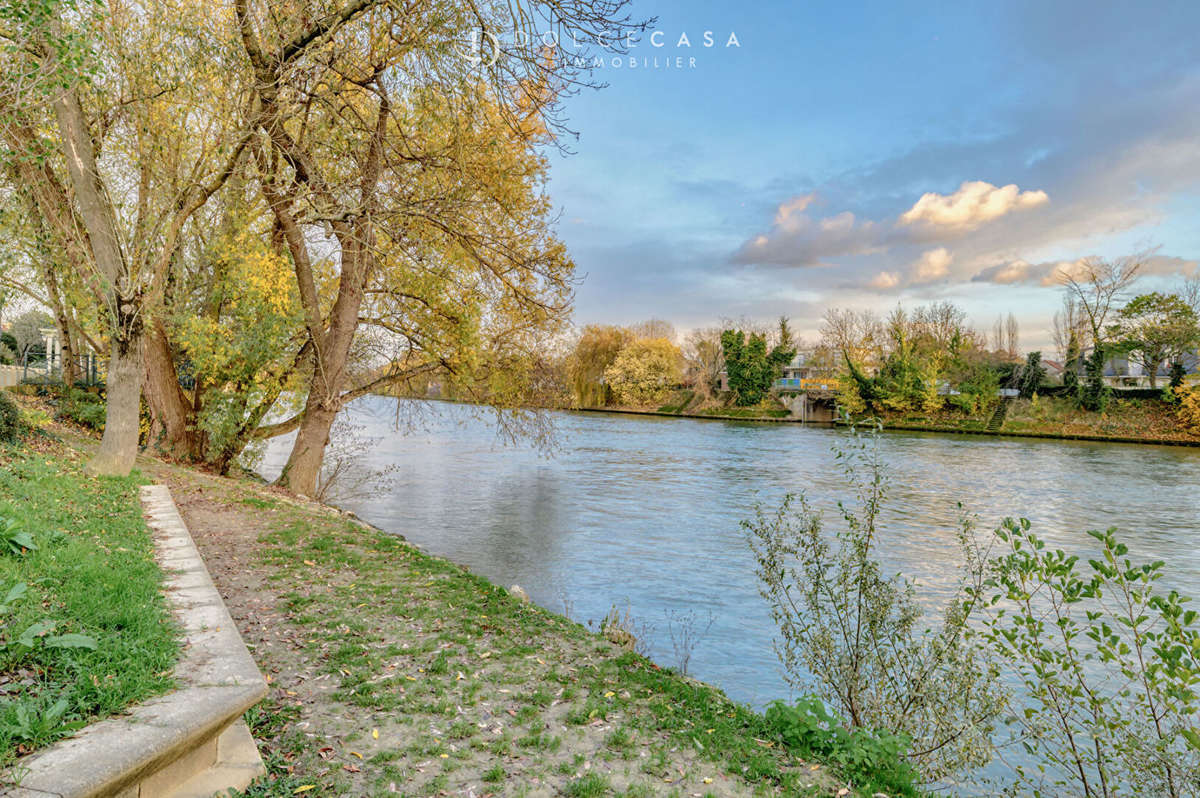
[656,389,696,414]
[695,406,791,419]
[0,441,178,765]
[232,487,842,796]
[564,772,610,797]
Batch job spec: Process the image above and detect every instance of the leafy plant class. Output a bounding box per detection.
[603,337,683,407]
[765,697,919,796]
[1174,385,1200,433]
[0,581,26,615]
[56,388,106,431]
[9,619,98,652]
[721,319,795,407]
[0,390,24,443]
[976,520,1200,796]
[0,517,36,555]
[4,699,71,746]
[746,419,1002,782]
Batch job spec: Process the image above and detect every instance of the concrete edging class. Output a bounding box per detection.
[1,485,267,798]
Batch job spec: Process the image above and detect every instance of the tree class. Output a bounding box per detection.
[1062,254,1146,411]
[820,308,882,371]
[1005,312,1020,360]
[771,316,798,368]
[2,0,249,473]
[232,0,640,495]
[603,337,682,406]
[721,321,794,407]
[1116,293,1199,389]
[628,318,676,341]
[568,325,631,407]
[1017,351,1046,399]
[682,327,723,396]
[8,310,52,362]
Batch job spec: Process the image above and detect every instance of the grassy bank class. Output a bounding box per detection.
[578,391,796,423]
[125,444,853,796]
[870,395,1200,446]
[0,436,178,766]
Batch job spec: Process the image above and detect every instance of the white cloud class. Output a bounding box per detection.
[911,247,953,282]
[774,194,816,227]
[899,180,1049,230]
[867,270,901,290]
[733,196,885,267]
[968,256,1196,286]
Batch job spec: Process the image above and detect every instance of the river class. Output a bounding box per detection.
[258,396,1200,785]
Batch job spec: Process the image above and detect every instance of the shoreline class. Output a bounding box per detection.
[569,405,814,424]
[856,419,1200,448]
[565,403,1200,448]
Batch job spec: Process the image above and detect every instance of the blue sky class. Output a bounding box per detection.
[545,0,1200,351]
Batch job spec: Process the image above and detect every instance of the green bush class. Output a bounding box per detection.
[765,697,919,796]
[57,389,106,431]
[0,391,24,443]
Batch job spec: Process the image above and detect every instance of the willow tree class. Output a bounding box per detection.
[232,0,641,495]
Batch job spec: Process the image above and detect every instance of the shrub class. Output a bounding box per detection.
[57,388,106,431]
[1173,385,1200,432]
[976,521,1200,796]
[0,391,24,443]
[746,420,1002,782]
[765,697,919,796]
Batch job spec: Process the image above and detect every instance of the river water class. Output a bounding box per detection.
[258,396,1200,781]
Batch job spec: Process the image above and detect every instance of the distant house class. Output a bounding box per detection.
[774,350,836,391]
[1058,348,1200,388]
[716,349,830,392]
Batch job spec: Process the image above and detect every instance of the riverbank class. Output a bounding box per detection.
[11,420,843,796]
[864,396,1200,448]
[573,406,806,424]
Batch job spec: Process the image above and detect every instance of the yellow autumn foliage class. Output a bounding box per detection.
[176,229,301,385]
[1174,385,1200,433]
[604,338,684,407]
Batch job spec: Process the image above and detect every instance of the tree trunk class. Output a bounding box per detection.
[89,327,144,475]
[276,393,337,497]
[1148,360,1160,390]
[275,248,366,496]
[53,86,143,475]
[143,318,202,460]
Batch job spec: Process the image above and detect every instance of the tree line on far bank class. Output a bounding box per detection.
[554,254,1200,427]
[559,316,799,411]
[824,254,1200,418]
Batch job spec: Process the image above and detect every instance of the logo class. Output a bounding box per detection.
[455,29,501,67]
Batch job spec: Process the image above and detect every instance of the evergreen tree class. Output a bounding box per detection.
[1018,352,1046,399]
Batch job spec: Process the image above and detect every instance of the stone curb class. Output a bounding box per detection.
[1,485,268,798]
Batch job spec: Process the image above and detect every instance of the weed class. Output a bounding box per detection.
[564,772,610,797]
